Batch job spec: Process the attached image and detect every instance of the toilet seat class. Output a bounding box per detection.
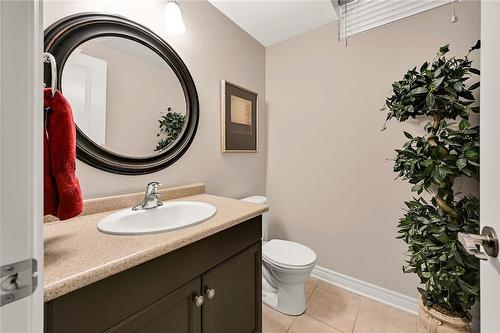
[263,239,316,270]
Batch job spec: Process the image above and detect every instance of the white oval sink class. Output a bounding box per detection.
[97,201,217,235]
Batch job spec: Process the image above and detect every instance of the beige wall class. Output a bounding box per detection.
[265,2,480,297]
[44,0,267,199]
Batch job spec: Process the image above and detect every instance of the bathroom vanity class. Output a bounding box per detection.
[42,12,267,332]
[43,184,267,333]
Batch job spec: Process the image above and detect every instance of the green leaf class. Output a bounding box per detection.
[469,82,480,90]
[411,183,422,193]
[469,68,480,75]
[433,76,444,89]
[426,93,435,108]
[456,157,467,170]
[465,149,479,160]
[469,40,480,52]
[457,278,479,296]
[420,62,428,72]
[452,245,466,266]
[411,87,429,95]
[403,131,413,139]
[459,119,470,131]
[439,44,450,54]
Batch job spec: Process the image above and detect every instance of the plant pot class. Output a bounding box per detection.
[418,298,471,333]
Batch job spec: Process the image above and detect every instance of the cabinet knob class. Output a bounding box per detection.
[193,295,204,307]
[205,288,216,299]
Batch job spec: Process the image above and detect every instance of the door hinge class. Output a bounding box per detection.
[0,258,38,307]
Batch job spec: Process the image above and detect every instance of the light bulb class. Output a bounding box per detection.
[165,0,186,35]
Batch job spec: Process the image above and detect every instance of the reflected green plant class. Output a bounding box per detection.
[155,107,186,152]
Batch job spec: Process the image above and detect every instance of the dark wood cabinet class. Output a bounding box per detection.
[107,278,202,333]
[202,243,261,333]
[44,217,262,333]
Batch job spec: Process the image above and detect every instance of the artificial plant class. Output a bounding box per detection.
[382,41,480,319]
[155,107,186,152]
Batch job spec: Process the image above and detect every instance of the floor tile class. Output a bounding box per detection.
[306,283,361,333]
[353,297,417,333]
[288,314,342,333]
[316,279,338,290]
[262,304,295,333]
[305,280,317,301]
[307,276,320,286]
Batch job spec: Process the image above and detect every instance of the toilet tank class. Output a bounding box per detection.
[241,196,268,241]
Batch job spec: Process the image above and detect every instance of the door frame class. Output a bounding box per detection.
[0,0,44,332]
[480,1,500,333]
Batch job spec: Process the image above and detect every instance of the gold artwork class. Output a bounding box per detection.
[230,95,252,126]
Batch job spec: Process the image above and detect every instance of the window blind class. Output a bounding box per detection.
[334,0,454,40]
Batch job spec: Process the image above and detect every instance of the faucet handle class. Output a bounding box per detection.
[132,182,163,211]
[146,182,163,205]
[146,182,161,194]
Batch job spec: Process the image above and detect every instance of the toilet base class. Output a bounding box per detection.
[262,277,307,316]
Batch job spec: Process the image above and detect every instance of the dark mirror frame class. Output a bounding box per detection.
[44,13,199,175]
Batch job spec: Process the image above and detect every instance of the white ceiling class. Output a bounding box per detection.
[208,0,338,47]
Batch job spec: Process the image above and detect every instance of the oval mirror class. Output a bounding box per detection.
[44,13,199,175]
[62,36,187,158]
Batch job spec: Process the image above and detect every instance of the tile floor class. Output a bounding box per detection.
[263,277,417,333]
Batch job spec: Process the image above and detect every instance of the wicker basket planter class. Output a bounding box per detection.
[418,298,471,333]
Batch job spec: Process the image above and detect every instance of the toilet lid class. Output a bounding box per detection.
[263,239,316,269]
[242,196,267,205]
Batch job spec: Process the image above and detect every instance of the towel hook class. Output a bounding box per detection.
[43,52,57,97]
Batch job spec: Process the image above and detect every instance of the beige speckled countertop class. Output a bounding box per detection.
[44,190,267,302]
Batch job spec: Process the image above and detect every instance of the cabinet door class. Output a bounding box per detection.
[202,242,262,333]
[107,278,202,333]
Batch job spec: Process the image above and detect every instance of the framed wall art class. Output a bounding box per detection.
[221,80,258,153]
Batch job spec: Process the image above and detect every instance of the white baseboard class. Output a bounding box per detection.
[311,265,418,315]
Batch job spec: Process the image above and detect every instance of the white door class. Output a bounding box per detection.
[63,50,108,145]
[480,2,500,333]
[0,1,44,332]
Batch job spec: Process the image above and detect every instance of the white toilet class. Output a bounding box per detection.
[242,196,317,316]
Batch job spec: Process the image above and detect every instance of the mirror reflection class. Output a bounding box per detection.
[62,36,186,158]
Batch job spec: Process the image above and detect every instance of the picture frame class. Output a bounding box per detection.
[221,80,259,153]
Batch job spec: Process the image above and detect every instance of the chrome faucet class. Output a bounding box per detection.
[132,182,163,211]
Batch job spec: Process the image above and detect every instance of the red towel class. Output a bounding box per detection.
[44,88,83,220]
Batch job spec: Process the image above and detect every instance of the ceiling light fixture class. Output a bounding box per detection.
[165,0,186,35]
